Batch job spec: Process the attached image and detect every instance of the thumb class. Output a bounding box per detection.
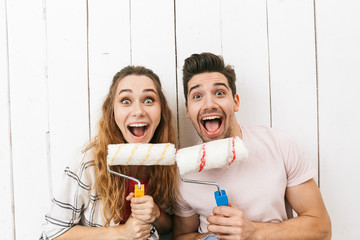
[228,202,238,209]
[126,192,134,201]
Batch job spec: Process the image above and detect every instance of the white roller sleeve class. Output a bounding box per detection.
[107,143,176,166]
[176,137,248,175]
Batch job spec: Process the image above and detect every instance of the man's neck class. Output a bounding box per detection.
[229,120,242,139]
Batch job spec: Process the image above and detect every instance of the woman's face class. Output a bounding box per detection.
[113,75,161,143]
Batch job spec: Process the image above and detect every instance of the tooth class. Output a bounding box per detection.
[129,123,148,127]
[202,116,220,121]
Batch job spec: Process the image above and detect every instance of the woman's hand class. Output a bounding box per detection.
[126,192,161,224]
[115,216,152,240]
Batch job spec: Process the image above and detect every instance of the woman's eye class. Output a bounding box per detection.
[121,99,131,104]
[144,98,154,104]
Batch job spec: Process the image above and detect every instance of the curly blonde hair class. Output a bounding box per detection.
[88,66,177,226]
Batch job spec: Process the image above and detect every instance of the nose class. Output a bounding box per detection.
[203,94,218,111]
[131,101,145,117]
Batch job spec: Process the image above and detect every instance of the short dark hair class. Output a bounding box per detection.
[182,52,237,102]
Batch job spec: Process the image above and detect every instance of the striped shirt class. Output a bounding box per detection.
[40,150,159,239]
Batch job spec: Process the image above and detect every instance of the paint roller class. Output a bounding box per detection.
[175,136,248,206]
[107,143,176,197]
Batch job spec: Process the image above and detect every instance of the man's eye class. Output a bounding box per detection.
[216,91,225,96]
[193,94,201,99]
[121,99,131,104]
[144,98,154,104]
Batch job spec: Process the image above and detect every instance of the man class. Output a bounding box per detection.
[173,52,331,240]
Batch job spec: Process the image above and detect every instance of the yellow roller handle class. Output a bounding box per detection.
[134,184,145,197]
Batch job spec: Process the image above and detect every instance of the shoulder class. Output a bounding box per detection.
[242,124,279,136]
[241,124,303,159]
[243,124,296,140]
[241,124,287,144]
[65,148,96,189]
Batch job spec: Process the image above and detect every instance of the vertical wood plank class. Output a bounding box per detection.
[88,0,130,134]
[175,0,222,147]
[0,0,14,238]
[221,0,271,127]
[6,0,49,238]
[46,0,90,195]
[267,0,319,171]
[131,0,177,141]
[316,0,360,238]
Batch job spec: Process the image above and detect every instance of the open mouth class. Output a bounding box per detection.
[201,115,223,134]
[128,123,149,137]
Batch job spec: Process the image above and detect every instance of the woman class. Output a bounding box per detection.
[41,66,178,240]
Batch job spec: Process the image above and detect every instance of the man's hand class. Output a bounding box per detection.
[207,204,256,240]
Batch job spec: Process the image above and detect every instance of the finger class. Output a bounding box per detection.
[131,195,153,204]
[227,203,238,209]
[131,200,158,212]
[207,214,244,227]
[207,224,242,235]
[130,201,154,211]
[126,192,134,201]
[131,208,152,216]
[213,205,242,217]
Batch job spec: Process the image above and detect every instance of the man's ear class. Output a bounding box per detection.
[234,94,240,112]
[185,101,190,118]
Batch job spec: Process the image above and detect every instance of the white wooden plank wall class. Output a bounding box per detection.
[0,0,14,238]
[267,0,319,172]
[176,0,223,147]
[221,0,271,128]
[1,0,359,239]
[88,0,131,136]
[4,0,49,239]
[131,0,177,130]
[316,0,360,238]
[46,0,90,194]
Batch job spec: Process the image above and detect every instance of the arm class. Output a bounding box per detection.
[54,216,151,240]
[207,178,331,240]
[172,213,214,240]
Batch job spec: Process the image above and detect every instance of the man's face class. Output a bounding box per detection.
[186,72,240,142]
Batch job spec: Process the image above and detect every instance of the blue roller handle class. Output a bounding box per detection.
[214,190,228,206]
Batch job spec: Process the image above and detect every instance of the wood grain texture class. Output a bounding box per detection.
[6,0,49,237]
[88,0,131,136]
[175,0,222,147]
[131,0,177,137]
[316,0,360,238]
[267,0,319,172]
[46,0,90,195]
[0,0,14,238]
[221,0,271,127]
[1,1,359,238]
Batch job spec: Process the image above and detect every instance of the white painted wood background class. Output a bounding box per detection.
[0,0,359,239]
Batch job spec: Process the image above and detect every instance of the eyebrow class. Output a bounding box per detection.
[188,82,230,95]
[143,89,157,94]
[188,84,200,95]
[118,88,157,95]
[214,82,230,90]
